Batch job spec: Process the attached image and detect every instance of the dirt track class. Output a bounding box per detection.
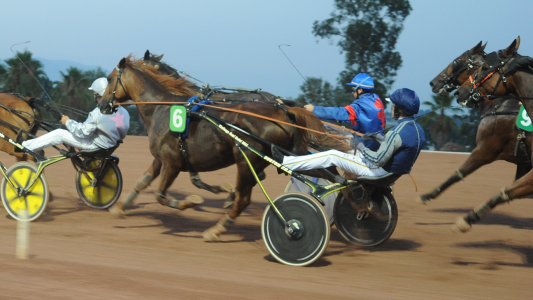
[0,135,531,299]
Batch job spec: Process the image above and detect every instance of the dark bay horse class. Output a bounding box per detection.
[99,56,348,241]
[453,37,533,232]
[418,41,532,204]
[0,93,42,161]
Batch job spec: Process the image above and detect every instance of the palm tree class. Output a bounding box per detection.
[418,94,464,150]
[1,50,47,96]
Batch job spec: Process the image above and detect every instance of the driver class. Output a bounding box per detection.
[303,73,386,151]
[272,88,425,178]
[18,77,130,152]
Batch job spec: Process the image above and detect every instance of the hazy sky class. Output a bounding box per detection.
[1,0,532,104]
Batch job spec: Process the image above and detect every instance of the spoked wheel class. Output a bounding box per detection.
[284,176,337,226]
[334,187,398,246]
[261,192,330,266]
[75,160,122,209]
[1,162,49,221]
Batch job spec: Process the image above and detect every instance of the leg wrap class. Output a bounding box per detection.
[122,190,138,208]
[134,173,153,192]
[217,214,235,231]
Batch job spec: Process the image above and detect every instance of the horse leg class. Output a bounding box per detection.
[202,164,257,241]
[417,148,497,204]
[109,158,162,216]
[155,164,204,210]
[451,170,533,233]
[190,171,234,193]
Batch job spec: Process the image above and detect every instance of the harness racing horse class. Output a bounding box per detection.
[0,93,43,161]
[453,37,533,232]
[418,41,532,204]
[99,56,349,241]
[137,50,290,205]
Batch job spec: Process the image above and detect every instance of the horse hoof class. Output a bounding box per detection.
[451,217,471,233]
[178,195,204,210]
[220,182,235,193]
[202,225,225,241]
[416,196,430,205]
[109,203,126,218]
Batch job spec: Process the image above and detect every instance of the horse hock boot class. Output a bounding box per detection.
[202,214,235,241]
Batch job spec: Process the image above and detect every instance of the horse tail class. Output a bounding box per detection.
[286,107,351,153]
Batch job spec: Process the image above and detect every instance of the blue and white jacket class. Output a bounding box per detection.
[356,117,426,174]
[312,93,386,150]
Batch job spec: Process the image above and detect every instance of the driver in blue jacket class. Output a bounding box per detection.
[304,73,385,151]
[273,88,425,178]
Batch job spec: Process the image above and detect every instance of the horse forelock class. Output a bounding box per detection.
[125,56,196,97]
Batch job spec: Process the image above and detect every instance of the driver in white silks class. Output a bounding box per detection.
[271,88,426,178]
[19,78,131,152]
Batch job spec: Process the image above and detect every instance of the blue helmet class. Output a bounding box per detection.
[346,73,374,90]
[390,88,420,115]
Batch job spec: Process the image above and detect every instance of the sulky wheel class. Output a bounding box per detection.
[1,162,49,221]
[334,186,398,247]
[261,192,330,266]
[285,176,337,226]
[76,160,123,209]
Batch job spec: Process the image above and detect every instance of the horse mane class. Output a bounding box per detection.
[125,55,197,97]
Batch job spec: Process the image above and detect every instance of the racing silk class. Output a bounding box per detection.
[356,117,425,174]
[65,106,130,149]
[312,93,386,150]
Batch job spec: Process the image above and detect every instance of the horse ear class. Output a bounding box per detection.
[502,37,520,57]
[471,41,486,54]
[155,54,163,62]
[118,58,126,69]
[144,50,150,61]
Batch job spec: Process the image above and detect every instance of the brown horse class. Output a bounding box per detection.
[0,93,42,161]
[138,50,288,203]
[99,56,348,241]
[418,41,532,204]
[453,37,533,232]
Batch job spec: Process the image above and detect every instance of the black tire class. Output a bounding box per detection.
[75,160,122,209]
[1,162,49,221]
[334,187,397,246]
[261,192,330,266]
[284,176,337,226]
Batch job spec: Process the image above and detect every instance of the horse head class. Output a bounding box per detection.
[454,37,521,108]
[429,41,487,96]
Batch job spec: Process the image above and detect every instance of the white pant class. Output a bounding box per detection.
[282,149,389,177]
[22,129,100,152]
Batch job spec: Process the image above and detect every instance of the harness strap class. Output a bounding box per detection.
[116,101,361,140]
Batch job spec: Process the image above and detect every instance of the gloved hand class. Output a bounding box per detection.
[350,137,361,149]
[362,132,385,142]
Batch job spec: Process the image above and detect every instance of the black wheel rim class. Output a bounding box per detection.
[263,193,329,266]
[334,188,397,246]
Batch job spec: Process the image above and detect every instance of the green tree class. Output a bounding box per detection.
[418,94,464,150]
[311,0,411,98]
[1,50,48,96]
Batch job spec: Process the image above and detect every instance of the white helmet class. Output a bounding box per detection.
[88,77,108,96]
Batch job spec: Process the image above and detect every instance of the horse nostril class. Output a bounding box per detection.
[429,81,434,88]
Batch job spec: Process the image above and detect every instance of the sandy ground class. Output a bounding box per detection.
[0,135,532,299]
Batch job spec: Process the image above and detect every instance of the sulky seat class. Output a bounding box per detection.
[356,173,402,187]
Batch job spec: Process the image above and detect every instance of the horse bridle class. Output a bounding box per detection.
[440,50,485,93]
[106,66,126,114]
[464,51,514,106]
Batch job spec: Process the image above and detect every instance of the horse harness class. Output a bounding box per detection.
[441,50,486,93]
